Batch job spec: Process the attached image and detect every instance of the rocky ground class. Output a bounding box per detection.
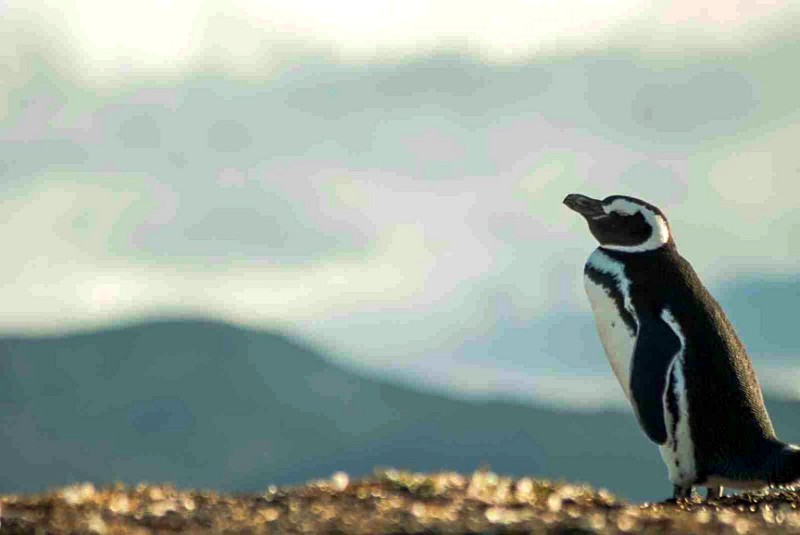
[1,469,799,534]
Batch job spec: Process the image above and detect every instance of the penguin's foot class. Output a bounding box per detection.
[669,484,693,502]
[705,486,724,500]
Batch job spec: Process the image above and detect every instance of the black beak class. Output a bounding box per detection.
[563,193,605,218]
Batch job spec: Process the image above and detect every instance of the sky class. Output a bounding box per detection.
[2,0,800,408]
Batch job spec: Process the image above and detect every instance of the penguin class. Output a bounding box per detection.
[563,193,800,501]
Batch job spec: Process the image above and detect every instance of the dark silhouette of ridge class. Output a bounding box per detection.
[0,318,796,502]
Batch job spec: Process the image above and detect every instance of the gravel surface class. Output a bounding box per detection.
[1,469,799,534]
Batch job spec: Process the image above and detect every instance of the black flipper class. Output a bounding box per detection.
[629,308,682,445]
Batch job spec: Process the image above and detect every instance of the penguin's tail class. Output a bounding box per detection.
[768,443,800,487]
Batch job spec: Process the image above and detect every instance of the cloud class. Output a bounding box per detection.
[1,8,800,405]
[1,0,797,99]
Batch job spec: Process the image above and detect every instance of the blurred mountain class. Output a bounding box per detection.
[716,276,800,358]
[0,319,797,503]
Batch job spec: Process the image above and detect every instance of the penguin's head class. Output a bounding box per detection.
[563,194,672,252]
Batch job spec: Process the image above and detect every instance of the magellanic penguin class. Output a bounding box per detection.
[564,193,800,501]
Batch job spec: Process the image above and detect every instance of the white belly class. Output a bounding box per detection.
[584,274,636,400]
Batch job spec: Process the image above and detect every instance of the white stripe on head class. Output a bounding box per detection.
[601,198,670,253]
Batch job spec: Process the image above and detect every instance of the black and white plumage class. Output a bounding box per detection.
[564,193,800,501]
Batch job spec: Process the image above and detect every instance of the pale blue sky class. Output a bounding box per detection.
[1,1,800,407]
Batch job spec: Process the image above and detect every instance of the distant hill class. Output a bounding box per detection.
[715,276,800,358]
[0,319,797,502]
